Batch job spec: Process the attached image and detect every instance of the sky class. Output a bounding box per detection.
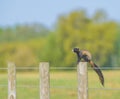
[0,0,120,28]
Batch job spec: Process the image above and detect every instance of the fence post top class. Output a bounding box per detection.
[39,62,49,64]
[8,62,16,69]
[78,62,87,64]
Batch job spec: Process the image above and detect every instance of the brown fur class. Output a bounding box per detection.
[73,48,104,86]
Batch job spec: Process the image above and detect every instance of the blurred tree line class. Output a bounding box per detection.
[0,10,119,68]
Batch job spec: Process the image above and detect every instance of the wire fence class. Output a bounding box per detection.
[1,66,120,70]
[0,66,120,90]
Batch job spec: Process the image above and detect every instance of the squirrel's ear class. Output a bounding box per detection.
[76,47,80,51]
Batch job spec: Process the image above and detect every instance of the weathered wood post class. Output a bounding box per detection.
[77,62,88,99]
[39,62,50,99]
[8,62,16,99]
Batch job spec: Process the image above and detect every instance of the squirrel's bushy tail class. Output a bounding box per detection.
[89,60,104,86]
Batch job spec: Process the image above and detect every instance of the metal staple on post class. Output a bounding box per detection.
[8,62,16,99]
[39,62,50,99]
[77,62,88,99]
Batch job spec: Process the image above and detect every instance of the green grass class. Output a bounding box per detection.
[0,70,120,99]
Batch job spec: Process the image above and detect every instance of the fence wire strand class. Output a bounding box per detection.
[0,66,120,91]
[1,66,120,70]
[0,84,120,90]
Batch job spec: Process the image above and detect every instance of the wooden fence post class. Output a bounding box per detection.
[8,62,16,99]
[77,62,88,99]
[39,62,50,99]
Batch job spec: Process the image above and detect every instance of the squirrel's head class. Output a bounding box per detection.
[72,47,80,53]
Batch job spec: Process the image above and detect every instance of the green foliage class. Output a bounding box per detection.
[56,10,117,66]
[113,25,120,66]
[0,10,119,68]
[0,23,49,42]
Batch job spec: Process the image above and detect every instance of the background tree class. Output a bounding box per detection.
[56,10,117,67]
[0,10,119,68]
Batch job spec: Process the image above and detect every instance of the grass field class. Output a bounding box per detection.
[0,70,120,99]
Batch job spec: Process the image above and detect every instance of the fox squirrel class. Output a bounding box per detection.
[73,47,104,86]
